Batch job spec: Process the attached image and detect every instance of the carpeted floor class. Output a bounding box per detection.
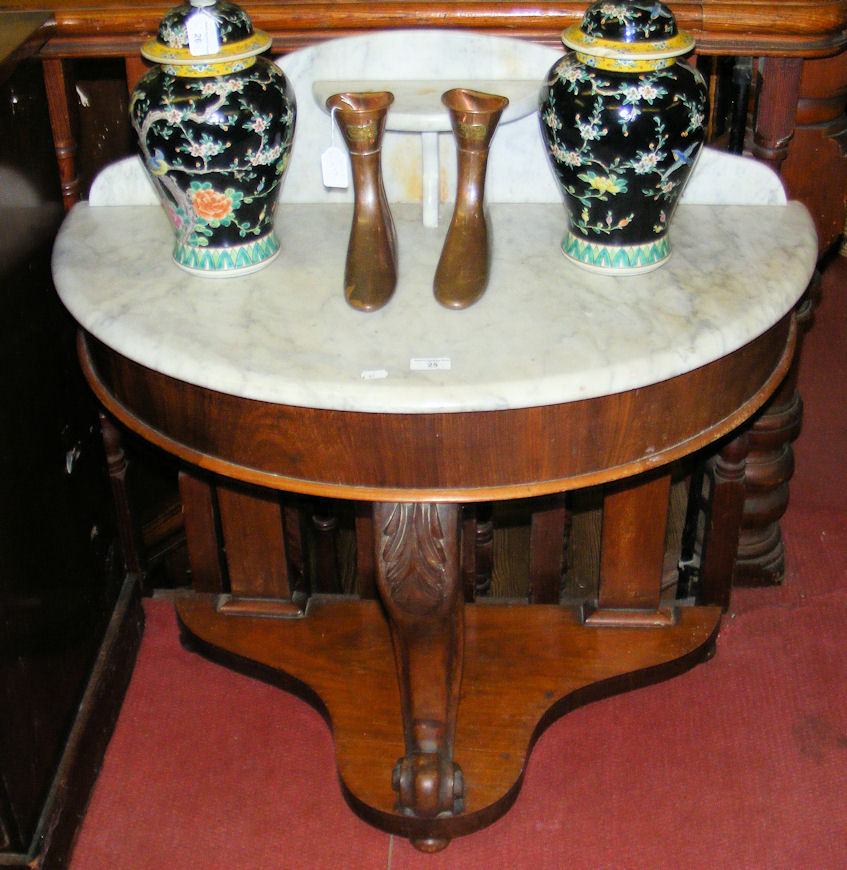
[68,258,847,869]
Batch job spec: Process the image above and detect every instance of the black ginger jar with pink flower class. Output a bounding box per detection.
[539,1,707,274]
[130,0,295,276]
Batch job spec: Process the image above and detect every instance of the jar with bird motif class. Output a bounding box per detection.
[539,0,706,274]
[130,0,295,276]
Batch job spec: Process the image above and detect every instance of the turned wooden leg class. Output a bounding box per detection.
[99,412,144,579]
[373,502,464,852]
[585,471,675,626]
[734,380,802,585]
[734,282,813,587]
[460,505,477,601]
[473,504,494,597]
[459,503,493,601]
[311,499,341,594]
[751,56,803,173]
[43,58,81,211]
[737,59,809,586]
[745,53,844,586]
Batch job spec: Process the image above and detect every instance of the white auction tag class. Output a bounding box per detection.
[410,357,452,371]
[321,107,349,189]
[361,369,389,380]
[186,9,220,56]
[321,145,349,189]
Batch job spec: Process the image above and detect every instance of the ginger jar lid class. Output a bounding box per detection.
[562,1,695,71]
[141,0,271,67]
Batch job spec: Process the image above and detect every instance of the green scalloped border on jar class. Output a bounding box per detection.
[173,232,281,276]
[562,232,672,274]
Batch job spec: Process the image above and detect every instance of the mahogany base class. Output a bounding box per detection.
[177,594,721,847]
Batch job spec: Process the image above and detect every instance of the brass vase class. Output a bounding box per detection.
[434,89,508,309]
[326,91,397,311]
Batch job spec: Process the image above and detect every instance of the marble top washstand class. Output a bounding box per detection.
[53,30,817,417]
[49,32,822,852]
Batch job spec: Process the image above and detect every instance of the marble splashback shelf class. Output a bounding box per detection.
[312,80,541,130]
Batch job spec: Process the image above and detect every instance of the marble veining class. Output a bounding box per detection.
[53,198,817,414]
[67,33,803,415]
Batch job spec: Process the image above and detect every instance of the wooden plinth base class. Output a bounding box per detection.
[177,595,721,846]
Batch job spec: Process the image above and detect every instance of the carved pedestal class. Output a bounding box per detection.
[374,503,464,851]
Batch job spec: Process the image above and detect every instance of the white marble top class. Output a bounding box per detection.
[52,198,817,414]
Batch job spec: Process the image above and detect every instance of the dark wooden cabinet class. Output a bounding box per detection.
[0,56,142,870]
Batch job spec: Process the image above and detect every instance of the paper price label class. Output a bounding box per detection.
[410,357,452,371]
[186,10,220,56]
[321,146,349,189]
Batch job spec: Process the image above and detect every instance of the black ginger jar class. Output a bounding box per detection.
[130,0,296,276]
[539,1,707,274]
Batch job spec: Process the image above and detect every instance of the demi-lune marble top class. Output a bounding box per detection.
[52,30,817,416]
[53,196,817,414]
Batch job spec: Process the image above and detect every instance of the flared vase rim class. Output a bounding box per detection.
[441,87,510,115]
[325,91,396,116]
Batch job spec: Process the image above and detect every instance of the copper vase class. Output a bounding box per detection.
[434,89,508,309]
[326,91,397,311]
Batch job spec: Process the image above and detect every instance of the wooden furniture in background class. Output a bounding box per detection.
[2,6,837,863]
[10,0,844,220]
[736,47,847,584]
[0,31,143,870]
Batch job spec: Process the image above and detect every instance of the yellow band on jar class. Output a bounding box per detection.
[575,52,676,72]
[141,30,271,66]
[163,56,257,77]
[562,26,694,61]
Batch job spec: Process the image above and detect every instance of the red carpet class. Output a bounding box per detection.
[69,260,847,869]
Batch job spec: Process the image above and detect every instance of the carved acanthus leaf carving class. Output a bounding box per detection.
[379,503,449,616]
